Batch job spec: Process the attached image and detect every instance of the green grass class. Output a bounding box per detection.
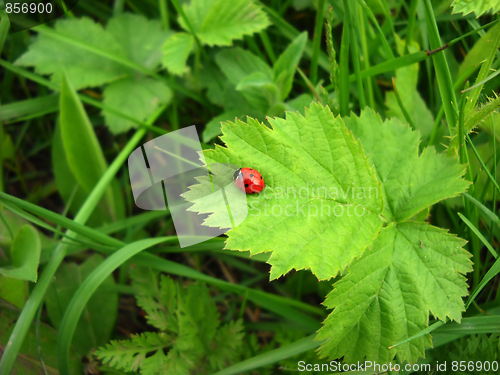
[1,0,500,374]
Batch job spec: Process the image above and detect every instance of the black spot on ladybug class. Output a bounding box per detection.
[260,176,263,179]
[252,191,256,194]
[245,184,249,188]
[250,173,254,178]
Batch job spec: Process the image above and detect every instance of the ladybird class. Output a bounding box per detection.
[233,167,265,194]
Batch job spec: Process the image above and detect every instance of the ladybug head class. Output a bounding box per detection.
[233,168,242,181]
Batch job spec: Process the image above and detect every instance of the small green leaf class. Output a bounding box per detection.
[0,225,40,282]
[15,17,128,89]
[236,71,279,112]
[162,32,195,75]
[59,72,124,223]
[102,77,172,134]
[215,48,273,85]
[107,13,170,69]
[45,254,118,355]
[0,276,28,309]
[273,32,308,101]
[179,0,271,47]
[451,0,500,17]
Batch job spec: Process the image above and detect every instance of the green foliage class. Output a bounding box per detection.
[3,1,500,374]
[15,14,172,134]
[0,225,40,282]
[45,254,118,355]
[452,0,500,17]
[162,0,270,75]
[186,103,384,281]
[96,267,244,374]
[185,104,472,362]
[202,32,308,142]
[55,73,125,225]
[0,299,82,374]
[385,37,434,140]
[426,333,500,373]
[15,17,128,89]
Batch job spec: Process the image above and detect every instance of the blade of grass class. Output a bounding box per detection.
[58,235,324,374]
[423,0,457,133]
[57,237,177,375]
[0,200,115,252]
[465,256,500,309]
[0,95,60,122]
[358,3,374,108]
[458,87,481,287]
[348,1,365,108]
[356,0,394,60]
[310,0,326,84]
[406,0,419,48]
[213,334,323,375]
[260,31,276,64]
[389,320,445,349]
[0,16,9,195]
[339,0,351,116]
[0,60,169,136]
[464,21,500,118]
[428,64,479,146]
[464,193,500,229]
[0,194,321,314]
[256,1,329,71]
[158,0,169,29]
[458,212,498,259]
[466,132,500,197]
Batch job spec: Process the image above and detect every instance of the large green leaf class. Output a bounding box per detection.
[184,103,384,281]
[45,254,118,355]
[451,0,500,17]
[15,17,128,89]
[0,225,40,282]
[316,222,472,363]
[102,77,172,134]
[59,73,124,223]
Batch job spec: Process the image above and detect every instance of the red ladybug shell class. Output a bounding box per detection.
[233,168,265,194]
